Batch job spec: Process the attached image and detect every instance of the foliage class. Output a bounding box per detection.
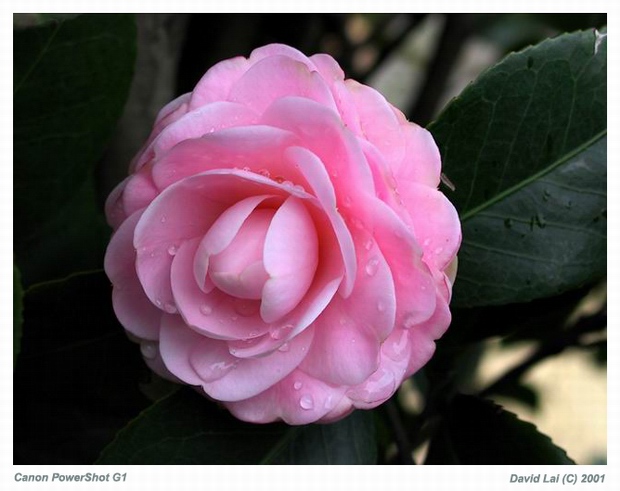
[13,14,606,465]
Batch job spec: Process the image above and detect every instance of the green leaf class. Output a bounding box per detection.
[267,409,376,464]
[14,14,136,285]
[425,394,575,464]
[429,30,606,307]
[13,264,24,368]
[14,272,151,464]
[98,388,377,465]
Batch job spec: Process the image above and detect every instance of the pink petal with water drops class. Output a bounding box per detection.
[189,56,250,109]
[171,238,270,340]
[369,199,437,328]
[399,181,462,270]
[135,102,259,170]
[229,55,337,115]
[151,125,301,190]
[261,97,375,198]
[261,196,319,323]
[105,210,162,340]
[226,369,347,425]
[160,313,293,396]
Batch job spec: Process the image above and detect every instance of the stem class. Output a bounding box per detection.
[385,399,415,464]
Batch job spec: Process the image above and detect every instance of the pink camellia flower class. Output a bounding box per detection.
[104,44,461,425]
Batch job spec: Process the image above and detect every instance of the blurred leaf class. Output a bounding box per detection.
[14,272,151,464]
[430,30,606,308]
[425,394,575,464]
[267,409,376,464]
[14,263,24,368]
[13,13,80,28]
[98,388,376,465]
[14,14,136,285]
[491,382,540,410]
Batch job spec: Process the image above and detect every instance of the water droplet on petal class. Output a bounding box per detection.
[343,195,352,207]
[294,381,303,390]
[242,166,251,172]
[434,246,444,255]
[423,238,431,247]
[160,216,167,223]
[231,315,239,322]
[200,304,213,315]
[339,317,347,326]
[377,301,386,312]
[403,313,417,329]
[167,245,178,256]
[365,257,379,276]
[270,324,293,340]
[155,299,163,307]
[258,169,271,178]
[277,342,290,352]
[324,395,334,410]
[140,342,157,359]
[300,394,314,410]
[293,184,305,192]
[164,302,177,314]
[282,180,294,188]
[364,239,373,251]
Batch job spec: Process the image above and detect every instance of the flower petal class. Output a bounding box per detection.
[105,210,162,340]
[189,56,250,109]
[261,196,319,323]
[399,181,462,270]
[229,55,337,114]
[226,369,346,425]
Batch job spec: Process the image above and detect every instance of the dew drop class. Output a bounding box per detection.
[164,302,177,314]
[331,169,339,177]
[231,315,239,322]
[423,238,431,247]
[377,301,386,312]
[535,212,547,228]
[242,166,251,172]
[199,304,213,315]
[293,381,303,390]
[434,246,444,255]
[167,245,178,256]
[282,180,294,188]
[155,299,163,308]
[365,257,379,276]
[278,342,290,352]
[270,324,293,340]
[293,184,305,193]
[403,313,417,329]
[324,395,334,410]
[258,169,271,178]
[343,195,352,207]
[140,342,157,360]
[364,239,373,251]
[299,394,314,410]
[160,216,167,223]
[339,317,347,326]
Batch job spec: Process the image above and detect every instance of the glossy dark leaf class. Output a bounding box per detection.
[425,394,575,464]
[430,30,607,307]
[14,14,136,285]
[98,388,376,465]
[267,409,376,464]
[14,272,151,464]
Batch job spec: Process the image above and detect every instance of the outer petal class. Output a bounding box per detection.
[229,55,337,114]
[399,181,462,270]
[135,102,259,170]
[104,210,162,340]
[151,126,301,190]
[393,123,442,187]
[344,79,405,168]
[189,56,250,109]
[226,369,347,425]
[159,315,315,402]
